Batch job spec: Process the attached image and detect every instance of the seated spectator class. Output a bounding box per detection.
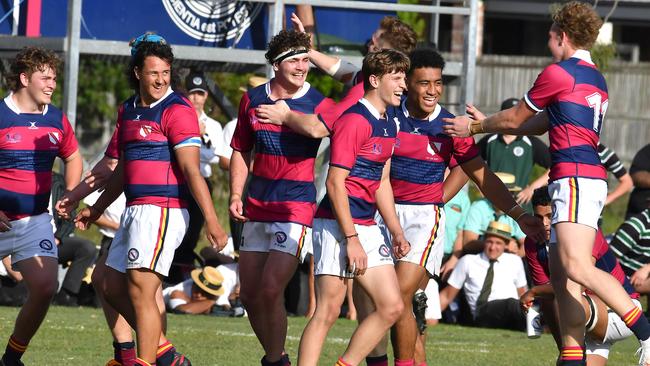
[522,187,640,364]
[626,143,650,218]
[463,172,526,255]
[610,207,650,288]
[163,265,239,315]
[439,221,527,331]
[50,173,98,306]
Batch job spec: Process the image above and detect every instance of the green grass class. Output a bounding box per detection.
[0,305,642,365]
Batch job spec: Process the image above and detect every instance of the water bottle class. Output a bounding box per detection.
[527,302,542,339]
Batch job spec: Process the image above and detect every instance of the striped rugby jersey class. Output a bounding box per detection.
[316,99,398,225]
[231,81,338,227]
[105,88,201,208]
[525,50,608,182]
[0,94,78,220]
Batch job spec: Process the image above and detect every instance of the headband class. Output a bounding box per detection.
[272,48,309,64]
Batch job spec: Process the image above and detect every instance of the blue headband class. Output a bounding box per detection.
[130,33,167,56]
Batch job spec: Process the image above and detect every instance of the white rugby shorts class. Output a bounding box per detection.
[240,221,311,262]
[378,204,446,277]
[0,213,57,265]
[313,218,394,278]
[548,177,606,243]
[586,298,640,359]
[106,205,189,276]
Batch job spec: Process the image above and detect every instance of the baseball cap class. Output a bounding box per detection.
[500,98,520,111]
[186,73,208,93]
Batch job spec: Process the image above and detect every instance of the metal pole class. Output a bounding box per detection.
[266,0,284,79]
[461,0,478,110]
[63,0,82,130]
[11,0,20,35]
[429,0,441,48]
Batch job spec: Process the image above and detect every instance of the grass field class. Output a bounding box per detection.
[0,305,642,365]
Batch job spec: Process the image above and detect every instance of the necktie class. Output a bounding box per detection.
[476,259,496,307]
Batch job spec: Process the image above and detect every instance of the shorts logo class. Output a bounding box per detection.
[275,231,287,244]
[39,239,53,251]
[378,244,391,258]
[513,146,524,157]
[128,248,140,262]
[162,0,255,44]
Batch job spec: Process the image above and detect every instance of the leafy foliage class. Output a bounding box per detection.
[397,0,427,40]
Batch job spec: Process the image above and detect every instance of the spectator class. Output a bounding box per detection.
[439,221,528,331]
[598,142,633,206]
[50,173,98,307]
[627,144,650,218]
[163,265,239,315]
[476,98,551,208]
[462,172,526,255]
[168,72,226,284]
[610,208,650,278]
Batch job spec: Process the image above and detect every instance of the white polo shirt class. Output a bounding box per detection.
[447,251,527,317]
[83,192,126,239]
[199,111,224,178]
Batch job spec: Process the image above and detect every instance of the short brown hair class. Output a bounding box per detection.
[551,1,603,50]
[378,16,418,54]
[5,47,60,92]
[362,49,410,91]
[265,30,312,65]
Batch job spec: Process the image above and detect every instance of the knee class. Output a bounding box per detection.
[260,282,284,305]
[563,262,591,286]
[239,286,259,308]
[28,277,58,301]
[314,302,341,327]
[378,298,404,324]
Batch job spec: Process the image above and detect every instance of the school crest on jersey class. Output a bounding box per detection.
[48,131,61,146]
[139,125,153,138]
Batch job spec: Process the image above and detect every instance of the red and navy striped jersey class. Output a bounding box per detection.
[231,81,338,227]
[105,89,200,208]
[0,95,78,220]
[316,99,398,225]
[390,101,478,205]
[525,229,638,299]
[524,50,608,182]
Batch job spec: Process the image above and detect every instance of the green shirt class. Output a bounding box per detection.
[463,198,525,240]
[443,189,471,254]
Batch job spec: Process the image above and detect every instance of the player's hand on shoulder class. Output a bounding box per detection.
[346,236,367,277]
[0,211,12,232]
[74,206,101,230]
[442,114,472,137]
[517,213,545,243]
[256,100,290,126]
[465,103,486,121]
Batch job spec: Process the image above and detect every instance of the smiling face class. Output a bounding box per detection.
[484,235,507,261]
[22,65,57,107]
[373,71,406,108]
[274,54,310,90]
[135,56,171,106]
[406,67,443,119]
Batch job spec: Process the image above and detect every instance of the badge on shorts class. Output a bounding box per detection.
[378,244,391,258]
[275,231,287,244]
[128,248,140,262]
[39,239,53,251]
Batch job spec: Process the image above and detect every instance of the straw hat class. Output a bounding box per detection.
[484,221,513,242]
[190,266,225,296]
[494,172,522,192]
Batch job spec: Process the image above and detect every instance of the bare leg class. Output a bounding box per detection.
[353,282,387,357]
[127,269,163,363]
[391,262,427,361]
[298,275,348,366]
[239,251,270,352]
[306,255,316,319]
[92,253,133,343]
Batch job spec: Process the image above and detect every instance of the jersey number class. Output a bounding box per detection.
[585,93,608,133]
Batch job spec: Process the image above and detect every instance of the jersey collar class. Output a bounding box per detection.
[133,87,173,108]
[400,98,441,121]
[4,93,49,115]
[359,98,381,120]
[265,80,311,100]
[571,49,594,65]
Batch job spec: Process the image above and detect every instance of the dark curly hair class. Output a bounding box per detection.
[265,30,312,65]
[408,48,445,75]
[551,1,603,50]
[5,47,60,92]
[362,49,410,92]
[532,186,552,208]
[378,16,418,54]
[127,38,175,91]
